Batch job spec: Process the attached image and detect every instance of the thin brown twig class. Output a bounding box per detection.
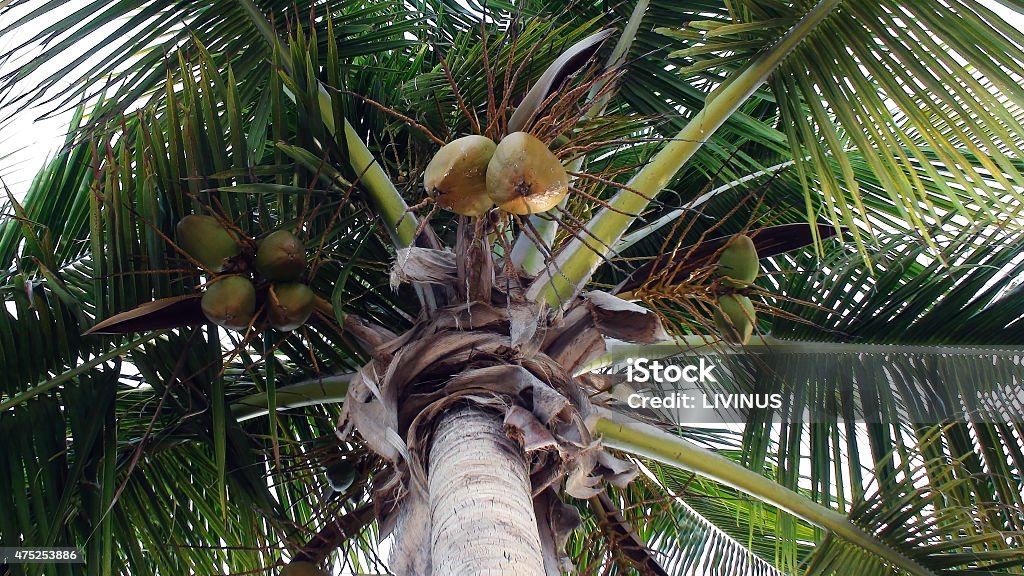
[493,19,520,136]
[436,49,481,134]
[308,170,360,280]
[341,89,445,146]
[567,170,657,204]
[496,27,552,132]
[557,135,666,158]
[549,208,627,273]
[480,16,497,139]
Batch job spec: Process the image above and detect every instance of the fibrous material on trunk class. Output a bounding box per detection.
[338,247,674,574]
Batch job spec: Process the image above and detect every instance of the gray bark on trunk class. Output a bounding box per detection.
[428,405,545,575]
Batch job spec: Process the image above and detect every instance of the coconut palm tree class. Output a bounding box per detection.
[1,0,1024,574]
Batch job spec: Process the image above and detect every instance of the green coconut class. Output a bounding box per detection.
[717,234,759,288]
[713,294,756,345]
[280,561,327,576]
[325,460,357,493]
[175,214,240,272]
[255,230,306,281]
[485,131,568,215]
[201,275,256,331]
[424,135,497,216]
[267,283,315,332]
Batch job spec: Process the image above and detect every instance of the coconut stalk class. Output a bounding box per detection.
[527,0,843,307]
[586,407,935,576]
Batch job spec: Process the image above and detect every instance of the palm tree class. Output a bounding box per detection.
[2,0,1023,574]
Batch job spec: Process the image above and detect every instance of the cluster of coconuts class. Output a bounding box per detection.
[176,215,316,332]
[712,235,759,345]
[423,131,569,216]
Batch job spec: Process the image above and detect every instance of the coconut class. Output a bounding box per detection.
[267,283,315,332]
[325,460,356,493]
[717,234,759,288]
[485,131,568,215]
[201,275,256,331]
[281,561,327,576]
[255,230,306,281]
[424,135,497,216]
[713,294,756,344]
[175,214,240,272]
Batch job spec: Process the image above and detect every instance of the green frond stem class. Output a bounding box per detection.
[526,0,843,308]
[587,0,651,116]
[236,0,418,250]
[309,46,418,251]
[231,373,354,421]
[613,160,800,253]
[235,0,427,313]
[342,119,418,249]
[0,330,167,412]
[510,0,650,276]
[586,407,936,576]
[575,335,1024,375]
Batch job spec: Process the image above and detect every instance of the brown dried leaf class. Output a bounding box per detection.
[596,450,638,488]
[543,305,607,374]
[84,294,204,334]
[342,365,403,463]
[509,302,542,350]
[565,465,604,499]
[585,291,669,343]
[505,406,559,452]
[535,488,582,575]
[531,384,573,425]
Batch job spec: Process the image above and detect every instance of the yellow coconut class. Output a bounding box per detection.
[267,283,316,332]
[717,234,759,288]
[280,561,327,576]
[713,294,756,345]
[255,230,306,281]
[485,131,568,215]
[423,135,497,216]
[175,214,240,272]
[201,275,256,331]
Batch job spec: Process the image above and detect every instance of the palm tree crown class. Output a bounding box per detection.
[1,0,1023,574]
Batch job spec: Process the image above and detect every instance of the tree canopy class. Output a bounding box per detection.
[1,0,1024,574]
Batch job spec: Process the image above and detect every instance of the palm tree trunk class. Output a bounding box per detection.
[428,405,545,575]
